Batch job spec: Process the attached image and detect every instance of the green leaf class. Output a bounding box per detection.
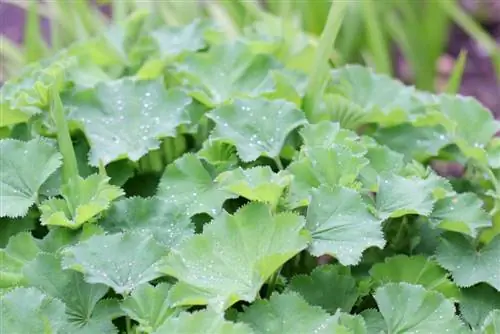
[435,233,500,291]
[287,146,368,208]
[40,174,124,229]
[359,144,405,191]
[479,310,500,334]
[373,283,466,333]
[159,203,310,311]
[67,78,192,166]
[459,284,500,330]
[0,287,68,333]
[0,138,62,218]
[0,232,40,288]
[172,41,281,106]
[207,98,307,162]
[216,166,292,208]
[198,140,240,174]
[0,215,36,247]
[329,65,425,126]
[153,309,254,334]
[121,283,177,333]
[306,186,385,265]
[23,253,111,329]
[287,264,359,313]
[369,255,460,299]
[299,121,366,154]
[157,154,237,216]
[239,292,342,333]
[62,232,166,294]
[101,197,194,248]
[375,174,437,219]
[429,193,491,238]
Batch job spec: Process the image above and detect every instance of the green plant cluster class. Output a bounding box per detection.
[1,12,500,334]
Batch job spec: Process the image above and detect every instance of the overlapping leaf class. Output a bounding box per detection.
[62,232,166,294]
[159,203,310,311]
[207,98,307,162]
[66,78,192,165]
[0,232,40,288]
[39,174,124,229]
[156,154,237,216]
[306,186,385,265]
[435,233,500,290]
[479,310,500,334]
[0,138,62,217]
[459,284,500,330]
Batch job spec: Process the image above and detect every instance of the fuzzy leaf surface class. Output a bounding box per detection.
[159,203,309,311]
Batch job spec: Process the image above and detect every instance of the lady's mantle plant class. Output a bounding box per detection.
[1,11,500,334]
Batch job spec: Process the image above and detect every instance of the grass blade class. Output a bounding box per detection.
[445,49,468,94]
[362,0,392,75]
[24,0,48,63]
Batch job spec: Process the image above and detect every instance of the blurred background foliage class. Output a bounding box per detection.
[1,0,499,113]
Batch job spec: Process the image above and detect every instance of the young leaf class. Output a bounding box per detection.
[153,308,254,334]
[159,203,310,311]
[62,232,167,294]
[66,79,192,166]
[156,154,237,217]
[39,174,124,229]
[0,287,68,333]
[216,166,292,208]
[0,138,62,218]
[287,265,359,313]
[172,41,281,106]
[238,292,345,333]
[23,253,111,329]
[121,283,178,333]
[459,284,500,330]
[305,186,385,265]
[207,98,307,162]
[429,193,491,238]
[198,140,240,174]
[369,255,460,299]
[373,283,466,333]
[0,232,40,288]
[435,233,500,291]
[101,197,194,248]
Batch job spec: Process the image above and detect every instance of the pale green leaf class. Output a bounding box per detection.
[299,121,366,154]
[172,41,281,106]
[23,253,111,329]
[306,186,385,265]
[101,197,193,248]
[0,138,62,217]
[66,78,192,166]
[430,193,491,238]
[153,309,254,334]
[479,310,500,334]
[287,264,359,313]
[207,98,307,162]
[435,233,500,291]
[0,287,68,334]
[198,140,239,174]
[0,232,40,288]
[62,232,166,294]
[359,144,405,191]
[159,203,309,311]
[239,292,341,334]
[40,174,124,229]
[216,166,292,207]
[374,283,466,333]
[156,154,237,216]
[121,283,177,333]
[369,255,460,299]
[460,284,500,330]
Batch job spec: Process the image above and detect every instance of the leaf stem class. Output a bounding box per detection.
[274,156,284,171]
[266,267,281,299]
[50,88,79,183]
[477,163,500,215]
[303,1,348,120]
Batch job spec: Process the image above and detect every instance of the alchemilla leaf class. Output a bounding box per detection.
[373,283,466,333]
[40,174,124,229]
[159,202,310,311]
[306,185,385,265]
[172,41,281,106]
[67,78,192,166]
[207,98,307,162]
[62,232,166,294]
[153,309,254,334]
[156,153,237,216]
[479,310,500,334]
[0,138,62,218]
[435,233,500,290]
[459,284,500,330]
[0,232,40,288]
[239,292,344,333]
